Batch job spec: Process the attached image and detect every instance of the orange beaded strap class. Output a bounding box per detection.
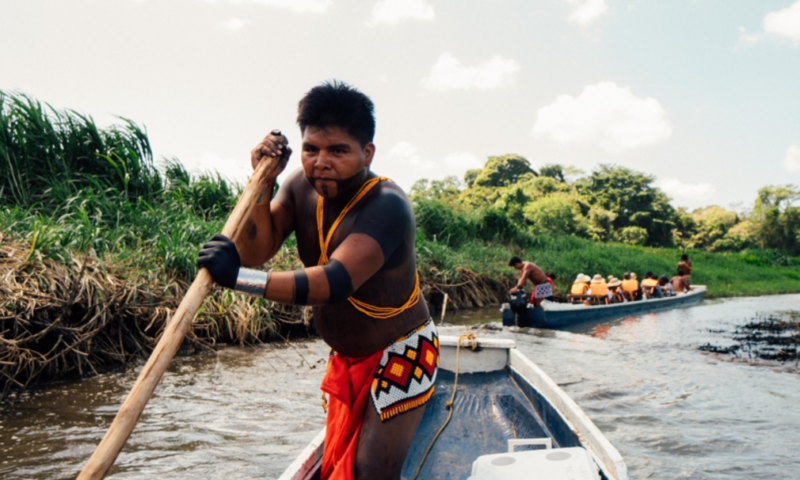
[316,176,420,319]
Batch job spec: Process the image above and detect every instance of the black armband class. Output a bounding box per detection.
[324,259,354,304]
[293,270,309,305]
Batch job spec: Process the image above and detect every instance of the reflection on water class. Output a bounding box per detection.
[3,295,800,479]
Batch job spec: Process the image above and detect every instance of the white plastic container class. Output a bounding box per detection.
[468,445,600,480]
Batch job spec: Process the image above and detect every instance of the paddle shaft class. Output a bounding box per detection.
[77,152,282,480]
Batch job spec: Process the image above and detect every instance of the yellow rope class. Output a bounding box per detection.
[316,176,420,319]
[410,333,476,480]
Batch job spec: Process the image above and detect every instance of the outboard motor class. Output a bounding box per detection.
[508,290,529,327]
[501,303,515,326]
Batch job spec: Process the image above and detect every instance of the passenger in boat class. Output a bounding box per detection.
[659,275,674,297]
[621,272,640,301]
[607,277,626,303]
[509,257,551,307]
[569,273,591,302]
[641,271,663,299]
[197,81,435,480]
[678,253,692,285]
[589,274,609,305]
[671,270,691,293]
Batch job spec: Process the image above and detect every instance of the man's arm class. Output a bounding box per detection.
[199,188,409,306]
[236,132,295,267]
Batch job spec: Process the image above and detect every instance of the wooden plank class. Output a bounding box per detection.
[438,336,514,373]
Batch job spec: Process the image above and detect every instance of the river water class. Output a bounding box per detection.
[2,294,800,479]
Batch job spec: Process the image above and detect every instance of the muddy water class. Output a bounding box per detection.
[3,294,800,479]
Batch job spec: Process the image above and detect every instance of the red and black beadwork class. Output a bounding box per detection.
[371,318,439,421]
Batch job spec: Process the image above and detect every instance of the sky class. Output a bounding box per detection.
[1,0,799,211]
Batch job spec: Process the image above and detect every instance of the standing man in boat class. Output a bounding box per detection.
[508,256,551,307]
[678,253,692,285]
[197,81,437,480]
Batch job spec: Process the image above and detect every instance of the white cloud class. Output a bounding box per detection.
[765,1,800,42]
[377,142,483,191]
[220,18,249,31]
[367,0,434,26]
[532,82,672,154]
[205,0,332,14]
[782,145,800,172]
[738,1,800,46]
[421,52,520,91]
[563,0,608,26]
[657,178,716,203]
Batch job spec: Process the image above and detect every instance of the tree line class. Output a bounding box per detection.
[411,154,800,257]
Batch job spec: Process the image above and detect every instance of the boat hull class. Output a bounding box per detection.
[278,337,627,480]
[538,285,707,329]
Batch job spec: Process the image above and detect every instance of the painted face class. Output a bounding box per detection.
[301,126,375,199]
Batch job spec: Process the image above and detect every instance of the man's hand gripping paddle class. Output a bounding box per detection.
[77,130,289,480]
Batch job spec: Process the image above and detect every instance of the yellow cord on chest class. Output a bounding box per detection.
[316,176,420,319]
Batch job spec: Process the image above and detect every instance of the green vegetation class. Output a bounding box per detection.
[411,153,800,298]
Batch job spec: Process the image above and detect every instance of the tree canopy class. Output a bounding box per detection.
[408,154,800,256]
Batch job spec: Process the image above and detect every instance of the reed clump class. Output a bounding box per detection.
[0,234,313,399]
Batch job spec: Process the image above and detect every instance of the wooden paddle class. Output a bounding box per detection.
[77,135,286,479]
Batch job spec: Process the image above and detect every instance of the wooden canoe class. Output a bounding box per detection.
[278,336,628,480]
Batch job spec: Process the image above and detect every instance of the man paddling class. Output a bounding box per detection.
[508,256,551,307]
[197,81,436,480]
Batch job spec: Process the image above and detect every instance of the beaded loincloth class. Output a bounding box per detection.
[371,318,439,422]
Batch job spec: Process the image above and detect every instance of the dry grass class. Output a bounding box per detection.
[0,236,309,400]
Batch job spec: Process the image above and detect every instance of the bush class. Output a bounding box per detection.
[618,226,648,246]
[413,199,474,247]
[523,194,586,236]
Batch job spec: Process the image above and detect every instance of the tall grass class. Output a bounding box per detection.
[0,91,161,210]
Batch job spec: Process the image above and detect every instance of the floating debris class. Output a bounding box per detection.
[699,311,800,362]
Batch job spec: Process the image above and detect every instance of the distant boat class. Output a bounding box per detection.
[279,336,628,480]
[534,285,707,329]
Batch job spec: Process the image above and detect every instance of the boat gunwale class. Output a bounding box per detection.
[509,348,628,480]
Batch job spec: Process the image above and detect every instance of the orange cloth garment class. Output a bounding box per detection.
[320,350,384,480]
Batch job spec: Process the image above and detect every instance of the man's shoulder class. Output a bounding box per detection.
[364,179,413,213]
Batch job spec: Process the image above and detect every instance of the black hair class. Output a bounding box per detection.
[546,272,557,280]
[623,272,631,280]
[509,256,522,266]
[659,275,669,284]
[681,253,689,261]
[645,270,654,279]
[677,268,684,276]
[297,80,376,147]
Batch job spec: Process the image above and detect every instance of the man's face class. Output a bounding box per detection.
[301,126,375,199]
[513,263,523,271]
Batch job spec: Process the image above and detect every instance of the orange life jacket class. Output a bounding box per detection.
[641,278,658,293]
[590,283,608,297]
[622,279,639,293]
[571,282,589,295]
